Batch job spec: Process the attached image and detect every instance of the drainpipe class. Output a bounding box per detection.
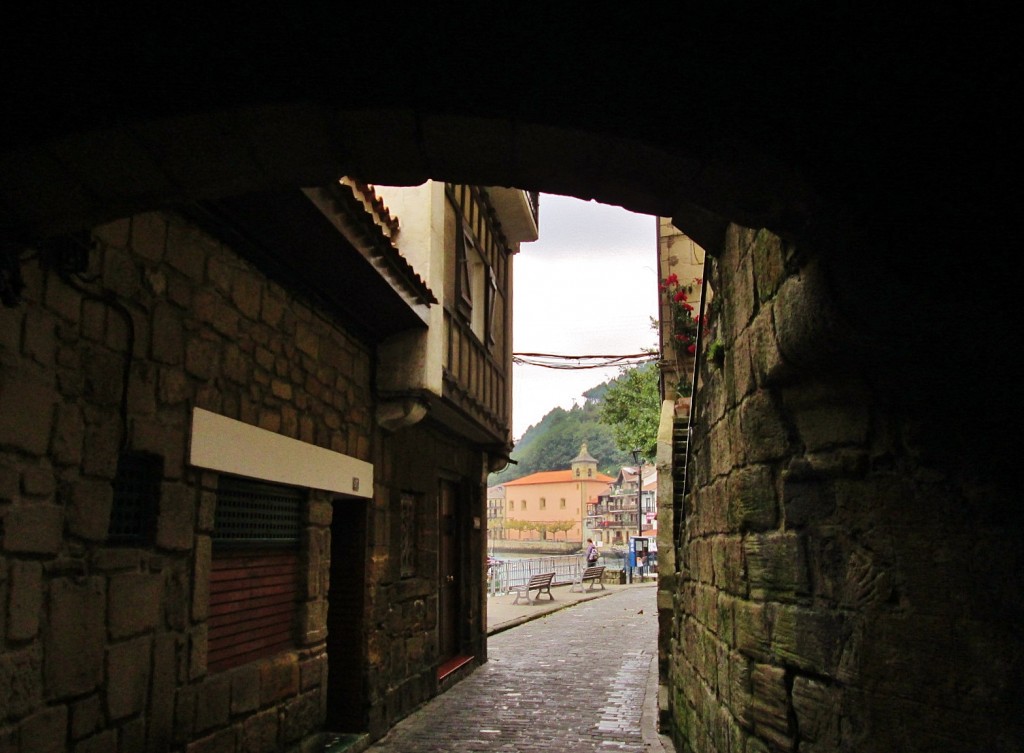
[676,254,712,558]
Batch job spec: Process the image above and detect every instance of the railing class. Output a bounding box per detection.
[487,555,586,596]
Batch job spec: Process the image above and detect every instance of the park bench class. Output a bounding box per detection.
[571,565,606,592]
[510,572,556,605]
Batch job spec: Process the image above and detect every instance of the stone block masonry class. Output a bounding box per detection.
[0,211,374,752]
[660,225,1024,752]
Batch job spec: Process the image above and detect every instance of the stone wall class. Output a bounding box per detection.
[363,422,487,738]
[661,226,1023,752]
[0,209,396,752]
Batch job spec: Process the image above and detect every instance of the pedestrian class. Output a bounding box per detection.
[586,538,599,567]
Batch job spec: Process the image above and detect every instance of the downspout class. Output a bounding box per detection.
[675,254,712,558]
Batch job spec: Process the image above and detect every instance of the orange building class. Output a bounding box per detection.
[502,443,614,544]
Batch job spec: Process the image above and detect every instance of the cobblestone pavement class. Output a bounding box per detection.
[365,585,661,753]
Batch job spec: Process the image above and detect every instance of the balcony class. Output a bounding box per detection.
[486,188,539,244]
[440,309,509,443]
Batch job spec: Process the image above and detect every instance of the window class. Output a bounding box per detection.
[108,451,163,544]
[400,493,418,578]
[540,497,546,510]
[522,499,527,510]
[509,500,515,511]
[560,498,566,509]
[575,468,580,477]
[456,222,474,321]
[486,266,498,348]
[209,476,304,672]
[588,468,593,477]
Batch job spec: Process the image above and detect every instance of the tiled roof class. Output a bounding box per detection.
[349,180,401,239]
[504,470,615,486]
[571,442,598,463]
[320,179,436,307]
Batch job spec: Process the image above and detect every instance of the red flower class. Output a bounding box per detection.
[686,344,697,354]
[694,277,703,285]
[673,290,688,302]
[681,302,694,312]
[666,273,679,285]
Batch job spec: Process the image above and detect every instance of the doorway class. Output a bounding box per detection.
[438,479,461,662]
[325,498,367,732]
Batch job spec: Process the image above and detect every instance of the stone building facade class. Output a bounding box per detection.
[0,180,537,751]
[656,226,1022,752]
[2,12,1022,750]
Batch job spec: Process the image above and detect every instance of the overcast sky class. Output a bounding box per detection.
[511,193,658,439]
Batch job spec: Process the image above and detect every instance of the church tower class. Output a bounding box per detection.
[570,442,599,479]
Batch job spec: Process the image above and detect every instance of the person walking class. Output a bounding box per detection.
[586,538,599,567]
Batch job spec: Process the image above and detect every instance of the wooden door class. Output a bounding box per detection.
[325,499,367,731]
[439,480,460,660]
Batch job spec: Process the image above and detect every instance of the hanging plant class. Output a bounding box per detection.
[707,338,726,367]
[659,273,711,397]
[660,274,704,354]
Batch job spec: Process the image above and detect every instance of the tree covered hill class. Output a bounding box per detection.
[488,365,656,486]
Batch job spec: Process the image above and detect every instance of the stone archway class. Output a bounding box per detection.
[1,9,1020,752]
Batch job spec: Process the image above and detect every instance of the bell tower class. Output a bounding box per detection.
[570,442,598,479]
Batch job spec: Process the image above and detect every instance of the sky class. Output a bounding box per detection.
[511,193,658,439]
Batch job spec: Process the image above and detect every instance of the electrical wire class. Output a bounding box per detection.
[512,351,658,370]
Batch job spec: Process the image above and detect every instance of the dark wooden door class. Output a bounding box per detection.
[439,480,460,660]
[325,499,367,731]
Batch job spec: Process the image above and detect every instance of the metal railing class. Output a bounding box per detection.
[487,554,588,596]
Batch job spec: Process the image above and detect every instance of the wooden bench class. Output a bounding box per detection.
[571,565,606,592]
[510,572,556,605]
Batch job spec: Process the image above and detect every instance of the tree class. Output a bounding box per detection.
[489,400,634,485]
[549,520,576,541]
[599,362,660,461]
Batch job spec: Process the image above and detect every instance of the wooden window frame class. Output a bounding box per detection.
[456,221,474,322]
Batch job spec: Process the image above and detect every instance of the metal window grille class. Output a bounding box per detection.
[108,452,163,543]
[214,476,304,547]
[400,492,417,578]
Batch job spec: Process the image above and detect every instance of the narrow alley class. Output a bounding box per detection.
[362,585,664,752]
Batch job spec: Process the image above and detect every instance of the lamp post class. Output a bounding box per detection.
[631,449,644,538]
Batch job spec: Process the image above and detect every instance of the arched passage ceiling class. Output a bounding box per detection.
[0,6,1016,415]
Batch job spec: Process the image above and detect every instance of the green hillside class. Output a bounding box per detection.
[488,370,645,486]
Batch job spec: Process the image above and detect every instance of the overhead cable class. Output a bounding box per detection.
[511,351,658,370]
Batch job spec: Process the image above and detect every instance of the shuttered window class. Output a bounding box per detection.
[209,476,304,672]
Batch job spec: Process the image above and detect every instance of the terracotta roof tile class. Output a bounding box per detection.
[325,179,436,306]
[504,470,615,486]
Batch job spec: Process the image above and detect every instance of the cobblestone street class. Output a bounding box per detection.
[364,585,663,753]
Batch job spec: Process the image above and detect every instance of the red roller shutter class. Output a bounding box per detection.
[209,476,304,673]
[208,548,299,672]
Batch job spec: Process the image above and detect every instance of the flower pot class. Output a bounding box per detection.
[675,396,691,417]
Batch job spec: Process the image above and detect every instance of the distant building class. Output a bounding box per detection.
[502,443,614,544]
[487,484,506,541]
[590,465,658,544]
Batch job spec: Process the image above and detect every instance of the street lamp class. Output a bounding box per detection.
[631,448,644,538]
